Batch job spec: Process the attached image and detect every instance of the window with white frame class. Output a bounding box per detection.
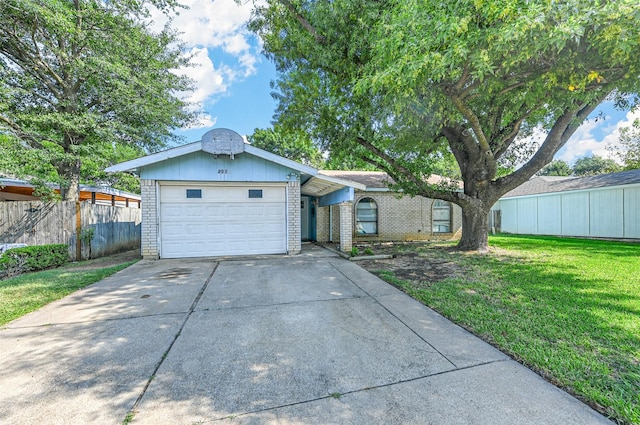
[432,200,452,233]
[356,197,378,234]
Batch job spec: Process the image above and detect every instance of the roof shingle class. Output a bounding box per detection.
[318,170,394,188]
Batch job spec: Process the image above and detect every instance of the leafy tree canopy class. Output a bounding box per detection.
[538,159,572,177]
[0,0,195,200]
[248,126,325,168]
[572,155,621,176]
[538,156,622,177]
[249,0,640,250]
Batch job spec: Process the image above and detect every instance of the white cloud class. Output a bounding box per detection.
[149,0,262,128]
[176,47,228,104]
[237,52,258,76]
[187,114,218,129]
[150,0,252,46]
[600,108,640,155]
[154,0,258,75]
[223,33,251,55]
[558,119,607,163]
[560,108,640,164]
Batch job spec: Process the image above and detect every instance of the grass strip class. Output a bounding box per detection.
[0,261,136,326]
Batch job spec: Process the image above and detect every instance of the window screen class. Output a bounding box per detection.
[432,200,452,233]
[356,197,378,234]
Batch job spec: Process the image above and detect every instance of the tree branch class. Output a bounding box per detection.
[359,153,460,203]
[280,0,326,44]
[442,123,479,168]
[355,136,421,186]
[453,63,470,92]
[0,115,46,149]
[2,30,65,100]
[492,118,524,159]
[354,136,459,199]
[495,88,613,194]
[29,24,68,92]
[447,88,494,160]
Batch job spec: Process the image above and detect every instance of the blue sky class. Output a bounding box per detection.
[150,0,278,141]
[175,57,277,141]
[156,0,637,166]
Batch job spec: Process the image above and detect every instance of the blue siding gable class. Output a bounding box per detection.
[140,151,296,182]
[318,187,354,207]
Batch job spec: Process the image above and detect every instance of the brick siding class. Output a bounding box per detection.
[316,204,342,243]
[338,201,353,252]
[140,179,159,259]
[316,191,462,244]
[287,180,301,254]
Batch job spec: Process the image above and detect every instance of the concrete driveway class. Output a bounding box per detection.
[0,244,612,425]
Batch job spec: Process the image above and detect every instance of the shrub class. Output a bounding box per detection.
[0,244,69,277]
[350,246,360,257]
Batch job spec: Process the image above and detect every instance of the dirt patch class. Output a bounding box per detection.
[66,250,141,271]
[354,243,463,284]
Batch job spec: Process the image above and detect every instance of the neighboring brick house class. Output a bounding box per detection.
[313,171,463,245]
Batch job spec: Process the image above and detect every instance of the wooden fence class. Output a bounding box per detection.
[0,201,141,260]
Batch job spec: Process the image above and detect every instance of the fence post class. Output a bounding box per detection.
[75,201,82,261]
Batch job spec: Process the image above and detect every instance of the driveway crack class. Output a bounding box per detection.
[122,262,219,423]
[196,359,509,424]
[328,261,459,369]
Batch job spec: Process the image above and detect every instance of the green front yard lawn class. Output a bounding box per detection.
[0,254,138,326]
[367,235,640,425]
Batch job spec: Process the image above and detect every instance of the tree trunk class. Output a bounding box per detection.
[456,202,490,252]
[58,157,81,201]
[63,172,80,201]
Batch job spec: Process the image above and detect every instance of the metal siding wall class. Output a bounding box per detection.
[500,199,519,233]
[140,151,292,182]
[516,197,538,234]
[624,187,640,238]
[561,192,590,236]
[498,185,640,239]
[589,189,624,238]
[536,195,562,235]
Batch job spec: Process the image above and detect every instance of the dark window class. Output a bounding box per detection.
[248,189,263,199]
[186,189,202,199]
[432,200,452,233]
[356,197,378,234]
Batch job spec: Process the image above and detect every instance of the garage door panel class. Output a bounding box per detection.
[160,185,285,203]
[226,205,250,217]
[244,205,284,221]
[159,185,287,258]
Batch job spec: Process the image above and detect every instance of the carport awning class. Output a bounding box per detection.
[300,174,365,197]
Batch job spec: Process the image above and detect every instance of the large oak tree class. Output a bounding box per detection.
[249,0,640,251]
[0,0,195,200]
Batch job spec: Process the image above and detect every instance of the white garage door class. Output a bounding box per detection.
[159,184,287,258]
